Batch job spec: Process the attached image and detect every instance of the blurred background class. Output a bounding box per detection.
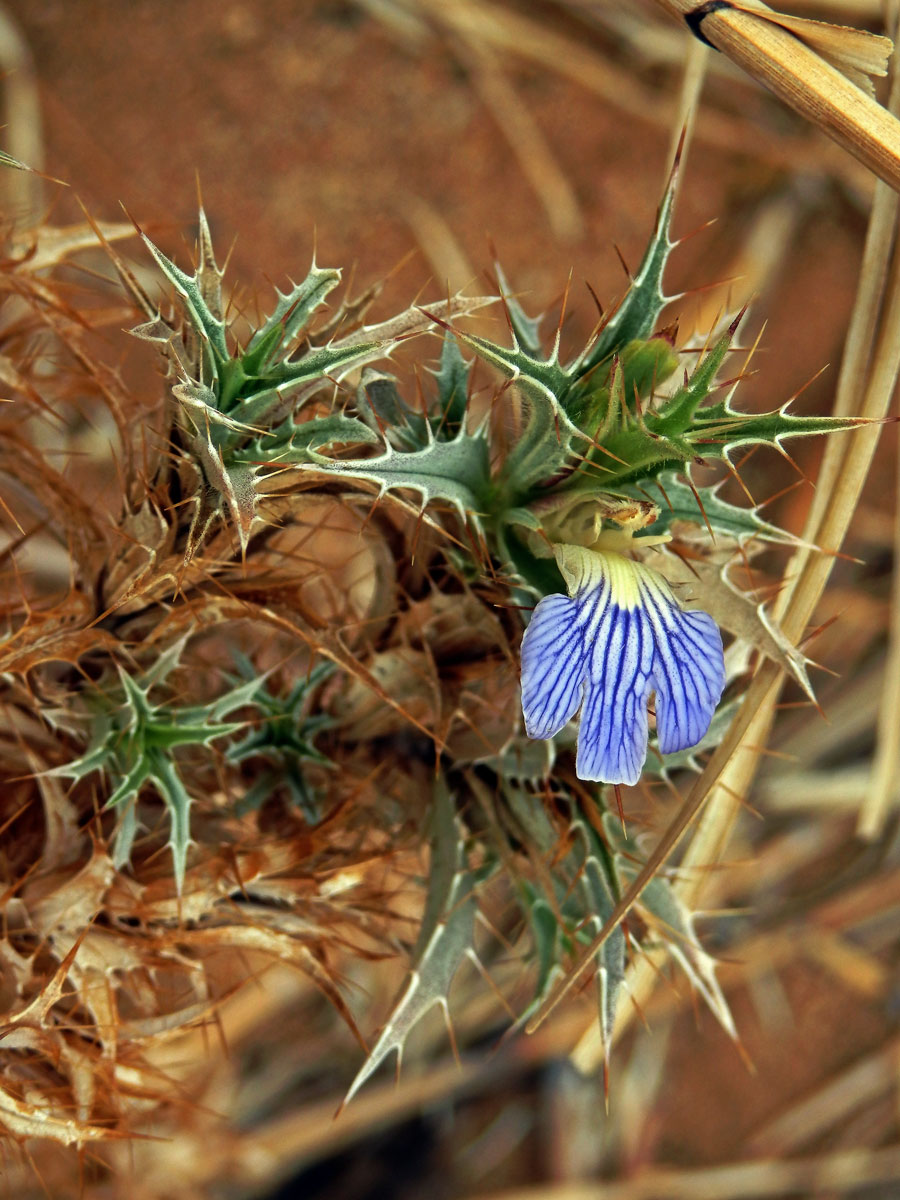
[4,1,900,1197]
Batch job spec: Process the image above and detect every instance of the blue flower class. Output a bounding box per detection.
[521,543,725,784]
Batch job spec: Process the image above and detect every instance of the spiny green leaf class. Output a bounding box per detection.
[454,330,572,417]
[173,378,262,441]
[570,393,863,495]
[689,403,866,457]
[196,207,225,322]
[357,368,433,452]
[652,326,734,437]
[570,426,690,493]
[188,429,258,554]
[299,425,491,524]
[244,264,342,371]
[238,323,284,382]
[511,883,566,1026]
[494,263,544,358]
[450,327,586,493]
[152,752,195,896]
[51,643,261,893]
[572,155,679,377]
[431,332,471,434]
[141,231,229,368]
[205,672,264,722]
[344,781,480,1105]
[356,336,473,454]
[357,368,410,433]
[48,733,113,783]
[226,340,381,430]
[227,663,335,821]
[639,879,736,1039]
[112,799,140,872]
[222,462,257,554]
[566,335,680,435]
[634,472,800,544]
[504,806,625,1041]
[572,819,625,1058]
[526,892,565,1003]
[566,330,732,489]
[141,633,191,691]
[106,757,152,811]
[237,413,378,467]
[501,780,560,855]
[603,813,735,1039]
[117,668,153,724]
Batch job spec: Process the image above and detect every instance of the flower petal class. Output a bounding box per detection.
[637,573,726,754]
[519,544,726,784]
[577,603,654,785]
[521,593,589,738]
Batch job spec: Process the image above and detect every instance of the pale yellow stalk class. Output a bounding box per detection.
[654,0,900,188]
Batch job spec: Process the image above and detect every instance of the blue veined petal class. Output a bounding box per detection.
[519,544,726,785]
[576,603,654,785]
[646,602,725,754]
[521,593,590,738]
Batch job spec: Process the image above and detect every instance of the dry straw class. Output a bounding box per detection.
[655,0,900,182]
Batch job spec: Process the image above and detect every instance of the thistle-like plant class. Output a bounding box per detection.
[296,165,856,585]
[50,637,261,891]
[107,213,492,561]
[226,659,335,821]
[2,140,875,1169]
[293,159,860,787]
[285,160,866,1089]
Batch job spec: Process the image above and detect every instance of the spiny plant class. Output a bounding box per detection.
[300,166,849,597]
[0,149,864,1169]
[48,635,263,891]
[277,155,862,1084]
[111,210,492,561]
[226,657,335,821]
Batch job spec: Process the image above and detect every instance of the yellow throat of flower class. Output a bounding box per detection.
[552,529,672,612]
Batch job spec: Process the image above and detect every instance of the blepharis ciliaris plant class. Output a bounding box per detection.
[0,149,863,1165]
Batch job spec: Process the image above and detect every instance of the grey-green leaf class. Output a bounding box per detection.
[245,265,342,367]
[572,819,625,1056]
[299,426,491,524]
[343,781,479,1105]
[141,232,229,367]
[603,813,735,1040]
[635,873,735,1040]
[238,413,379,467]
[636,472,801,544]
[432,332,471,433]
[572,156,679,378]
[494,263,544,358]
